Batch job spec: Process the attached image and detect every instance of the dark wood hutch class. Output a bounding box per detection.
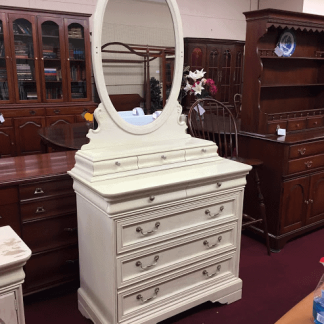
[0,6,96,157]
[239,9,324,251]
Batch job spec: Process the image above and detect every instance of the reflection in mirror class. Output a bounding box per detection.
[101,0,175,125]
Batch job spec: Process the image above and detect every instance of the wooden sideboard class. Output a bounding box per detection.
[0,151,78,295]
[240,9,324,251]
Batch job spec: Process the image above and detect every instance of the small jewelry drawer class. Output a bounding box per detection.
[20,194,76,222]
[117,223,237,288]
[116,194,238,253]
[307,116,323,129]
[118,253,235,321]
[289,140,324,159]
[22,214,78,253]
[185,146,218,161]
[100,156,138,175]
[287,118,306,132]
[137,150,185,168]
[287,153,324,174]
[267,120,287,134]
[19,178,74,201]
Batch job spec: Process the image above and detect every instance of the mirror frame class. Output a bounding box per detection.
[92,0,184,135]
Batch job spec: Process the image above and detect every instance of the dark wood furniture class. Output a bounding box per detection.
[184,38,245,108]
[0,6,96,157]
[187,98,271,255]
[240,9,324,251]
[0,151,78,295]
[109,93,144,112]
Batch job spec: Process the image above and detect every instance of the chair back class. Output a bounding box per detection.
[187,98,239,158]
[233,93,242,118]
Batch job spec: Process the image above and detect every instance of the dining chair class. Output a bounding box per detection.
[187,97,271,255]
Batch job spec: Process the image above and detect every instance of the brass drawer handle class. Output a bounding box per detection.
[203,236,222,249]
[298,148,306,156]
[136,222,160,236]
[136,256,159,270]
[203,265,221,278]
[54,109,60,114]
[34,188,44,195]
[309,199,314,204]
[136,288,159,304]
[36,206,45,213]
[305,200,309,204]
[205,206,224,218]
[305,161,313,168]
[64,227,77,232]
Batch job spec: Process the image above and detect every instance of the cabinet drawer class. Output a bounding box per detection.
[117,223,236,288]
[288,153,324,174]
[307,116,323,129]
[6,108,45,118]
[287,118,306,131]
[0,203,21,237]
[267,121,287,134]
[118,253,234,321]
[23,245,79,292]
[289,140,324,159]
[117,194,238,253]
[20,194,76,221]
[0,187,18,205]
[19,178,74,201]
[22,214,77,253]
[137,150,185,168]
[46,106,95,116]
[185,146,218,161]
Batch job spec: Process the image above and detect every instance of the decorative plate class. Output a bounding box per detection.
[278,30,296,57]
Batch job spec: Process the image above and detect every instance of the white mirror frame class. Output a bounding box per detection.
[91,0,184,135]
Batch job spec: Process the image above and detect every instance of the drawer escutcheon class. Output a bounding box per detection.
[136,288,159,304]
[136,222,160,236]
[136,255,159,270]
[202,264,221,278]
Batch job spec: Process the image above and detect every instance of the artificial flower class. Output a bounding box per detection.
[192,81,204,95]
[194,68,206,80]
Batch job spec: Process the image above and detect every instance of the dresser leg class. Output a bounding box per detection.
[215,289,242,305]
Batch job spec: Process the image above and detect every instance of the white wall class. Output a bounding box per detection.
[259,0,303,12]
[303,0,324,15]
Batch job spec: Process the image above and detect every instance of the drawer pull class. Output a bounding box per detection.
[216,182,222,188]
[115,161,121,166]
[205,206,224,218]
[136,222,160,236]
[202,265,221,278]
[29,110,36,115]
[203,236,222,249]
[0,216,2,219]
[54,109,61,114]
[304,161,313,168]
[65,259,78,265]
[34,187,44,195]
[36,206,45,214]
[149,195,155,202]
[298,148,306,156]
[309,199,314,204]
[161,155,167,160]
[305,200,309,205]
[202,148,207,153]
[64,227,77,232]
[136,288,159,304]
[136,255,159,270]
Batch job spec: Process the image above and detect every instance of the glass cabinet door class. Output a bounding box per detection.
[65,19,91,101]
[9,14,41,103]
[0,13,13,103]
[38,17,66,102]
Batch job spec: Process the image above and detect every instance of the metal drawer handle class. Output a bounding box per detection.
[202,265,221,278]
[205,206,224,218]
[304,161,313,168]
[137,288,159,304]
[202,148,207,153]
[64,227,77,232]
[305,200,309,204]
[54,109,60,114]
[203,236,222,249]
[29,110,36,115]
[136,256,159,270]
[0,216,2,219]
[161,155,167,160]
[136,222,160,236]
[36,206,45,213]
[309,199,314,204]
[65,259,78,265]
[149,195,155,202]
[298,148,306,156]
[115,161,121,166]
[34,188,44,195]
[216,182,222,188]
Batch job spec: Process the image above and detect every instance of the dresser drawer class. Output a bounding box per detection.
[118,253,235,321]
[22,214,77,253]
[23,245,79,292]
[185,146,218,161]
[117,223,237,288]
[20,194,76,221]
[307,116,323,129]
[267,120,287,134]
[137,150,185,168]
[0,187,18,205]
[288,153,324,174]
[289,140,324,159]
[19,178,74,201]
[117,193,238,253]
[287,118,306,131]
[0,203,21,237]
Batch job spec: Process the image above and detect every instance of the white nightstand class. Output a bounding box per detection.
[0,226,31,324]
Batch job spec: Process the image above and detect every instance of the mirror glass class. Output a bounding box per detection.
[101,0,175,126]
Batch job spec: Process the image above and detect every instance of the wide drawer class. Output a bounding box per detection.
[288,153,324,174]
[46,106,96,116]
[116,193,238,253]
[287,118,306,132]
[19,178,74,201]
[137,150,185,168]
[20,194,76,221]
[23,245,79,293]
[22,214,77,253]
[117,222,237,288]
[289,140,324,159]
[118,252,235,321]
[307,116,323,129]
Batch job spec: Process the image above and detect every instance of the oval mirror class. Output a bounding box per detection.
[97,0,176,127]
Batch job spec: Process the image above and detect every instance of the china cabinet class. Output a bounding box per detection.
[184,38,244,107]
[68,1,251,323]
[239,9,324,251]
[0,6,96,157]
